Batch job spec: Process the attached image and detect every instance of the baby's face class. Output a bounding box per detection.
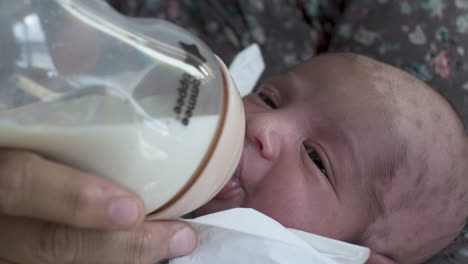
[193,54,401,242]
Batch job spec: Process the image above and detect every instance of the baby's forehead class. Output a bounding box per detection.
[293,54,430,116]
[294,53,387,74]
[290,54,399,96]
[285,59,390,111]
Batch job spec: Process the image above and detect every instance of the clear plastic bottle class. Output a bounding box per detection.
[0,0,245,219]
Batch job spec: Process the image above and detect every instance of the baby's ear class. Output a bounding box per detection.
[365,251,397,264]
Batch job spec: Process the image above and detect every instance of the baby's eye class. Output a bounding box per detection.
[258,92,278,109]
[306,146,327,175]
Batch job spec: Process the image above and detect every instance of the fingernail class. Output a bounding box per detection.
[108,198,140,227]
[170,228,196,257]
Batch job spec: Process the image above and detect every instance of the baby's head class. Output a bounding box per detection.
[193,53,468,263]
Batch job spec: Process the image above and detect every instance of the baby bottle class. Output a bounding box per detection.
[0,0,245,219]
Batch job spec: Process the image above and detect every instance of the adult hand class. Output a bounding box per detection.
[0,150,196,264]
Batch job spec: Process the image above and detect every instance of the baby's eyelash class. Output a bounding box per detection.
[305,146,327,176]
[258,92,278,109]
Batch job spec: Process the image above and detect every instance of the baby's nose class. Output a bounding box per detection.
[246,112,293,161]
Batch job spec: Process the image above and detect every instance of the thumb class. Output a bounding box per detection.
[166,221,198,258]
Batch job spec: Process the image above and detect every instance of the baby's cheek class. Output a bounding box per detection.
[245,182,322,229]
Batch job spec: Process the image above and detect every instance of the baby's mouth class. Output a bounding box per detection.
[214,158,243,200]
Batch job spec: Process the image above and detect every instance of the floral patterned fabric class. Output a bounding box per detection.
[106,1,468,263]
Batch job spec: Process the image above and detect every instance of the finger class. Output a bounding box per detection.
[0,216,197,264]
[0,150,145,229]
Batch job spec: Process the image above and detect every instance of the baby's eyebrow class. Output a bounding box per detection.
[366,132,411,216]
[381,140,409,187]
[312,120,356,197]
